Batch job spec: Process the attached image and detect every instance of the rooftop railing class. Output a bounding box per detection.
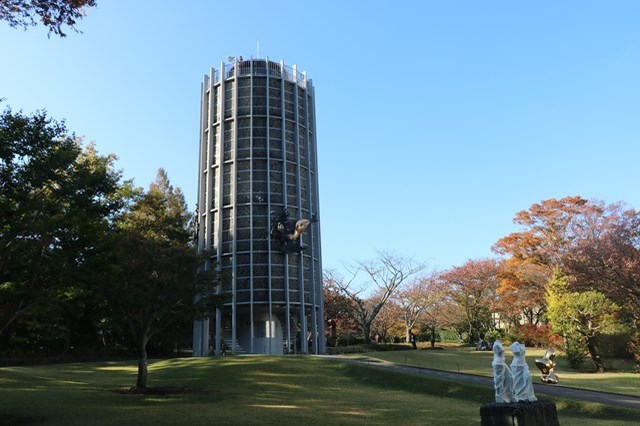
[213,59,307,88]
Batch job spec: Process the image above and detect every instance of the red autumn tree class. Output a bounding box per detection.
[439,259,500,343]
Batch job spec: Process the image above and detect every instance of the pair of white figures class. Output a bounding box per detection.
[492,340,537,403]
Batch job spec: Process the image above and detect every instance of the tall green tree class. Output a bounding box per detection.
[0,106,121,350]
[546,272,620,373]
[105,169,211,390]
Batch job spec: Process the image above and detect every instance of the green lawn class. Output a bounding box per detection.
[0,356,638,425]
[352,345,640,397]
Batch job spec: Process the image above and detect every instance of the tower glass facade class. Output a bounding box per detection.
[193,58,324,355]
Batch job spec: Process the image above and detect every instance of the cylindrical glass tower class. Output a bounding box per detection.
[193,58,324,356]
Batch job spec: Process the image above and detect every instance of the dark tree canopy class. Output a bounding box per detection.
[0,0,97,37]
[0,105,122,348]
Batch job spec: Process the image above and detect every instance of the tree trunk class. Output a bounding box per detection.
[136,338,149,389]
[430,325,436,348]
[586,336,606,373]
[363,323,371,344]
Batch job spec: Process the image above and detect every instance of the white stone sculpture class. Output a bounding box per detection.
[509,341,537,402]
[492,340,515,403]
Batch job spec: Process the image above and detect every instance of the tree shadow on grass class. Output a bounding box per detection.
[0,413,47,426]
[115,386,205,395]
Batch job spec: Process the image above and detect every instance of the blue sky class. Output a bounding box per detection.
[2,1,640,273]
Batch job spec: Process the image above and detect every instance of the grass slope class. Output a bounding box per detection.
[354,345,640,397]
[0,356,638,425]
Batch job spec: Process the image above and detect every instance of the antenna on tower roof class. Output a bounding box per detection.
[257,40,260,59]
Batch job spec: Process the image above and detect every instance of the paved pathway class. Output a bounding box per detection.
[327,355,640,410]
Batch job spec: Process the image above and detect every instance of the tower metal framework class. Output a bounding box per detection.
[193,58,324,356]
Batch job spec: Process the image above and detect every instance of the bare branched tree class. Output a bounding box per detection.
[393,270,441,342]
[332,252,423,344]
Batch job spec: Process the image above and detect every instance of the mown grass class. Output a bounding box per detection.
[0,356,638,425]
[352,345,640,397]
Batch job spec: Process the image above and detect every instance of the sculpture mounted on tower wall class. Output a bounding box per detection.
[270,208,318,253]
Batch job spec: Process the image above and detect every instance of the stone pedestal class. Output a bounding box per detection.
[480,400,559,426]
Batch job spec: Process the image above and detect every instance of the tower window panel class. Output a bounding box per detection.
[253,159,267,170]
[285,131,295,143]
[253,77,267,87]
[236,253,250,265]
[270,129,282,139]
[236,183,251,195]
[271,277,284,290]
[254,264,268,276]
[269,165,283,180]
[269,86,281,97]
[270,193,283,204]
[285,162,297,174]
[238,86,250,97]
[271,290,284,302]
[270,265,284,277]
[237,265,250,277]
[284,82,295,98]
[236,149,249,160]
[286,183,298,195]
[253,147,267,159]
[221,241,232,253]
[271,166,285,181]
[254,127,267,139]
[236,240,250,252]
[237,127,250,139]
[236,291,250,303]
[254,290,268,301]
[253,214,268,229]
[269,107,281,117]
[237,195,250,208]
[237,169,251,183]
[253,137,267,149]
[253,181,267,194]
[251,239,266,250]
[253,276,268,290]
[270,182,282,195]
[221,278,232,292]
[269,116,281,127]
[236,228,251,240]
[253,170,267,181]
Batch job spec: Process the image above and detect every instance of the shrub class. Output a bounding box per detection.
[519,324,553,348]
[484,330,502,345]
[564,337,588,369]
[438,329,461,343]
[598,332,633,359]
[627,334,640,368]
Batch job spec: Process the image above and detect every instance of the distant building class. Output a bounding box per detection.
[193,58,324,356]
